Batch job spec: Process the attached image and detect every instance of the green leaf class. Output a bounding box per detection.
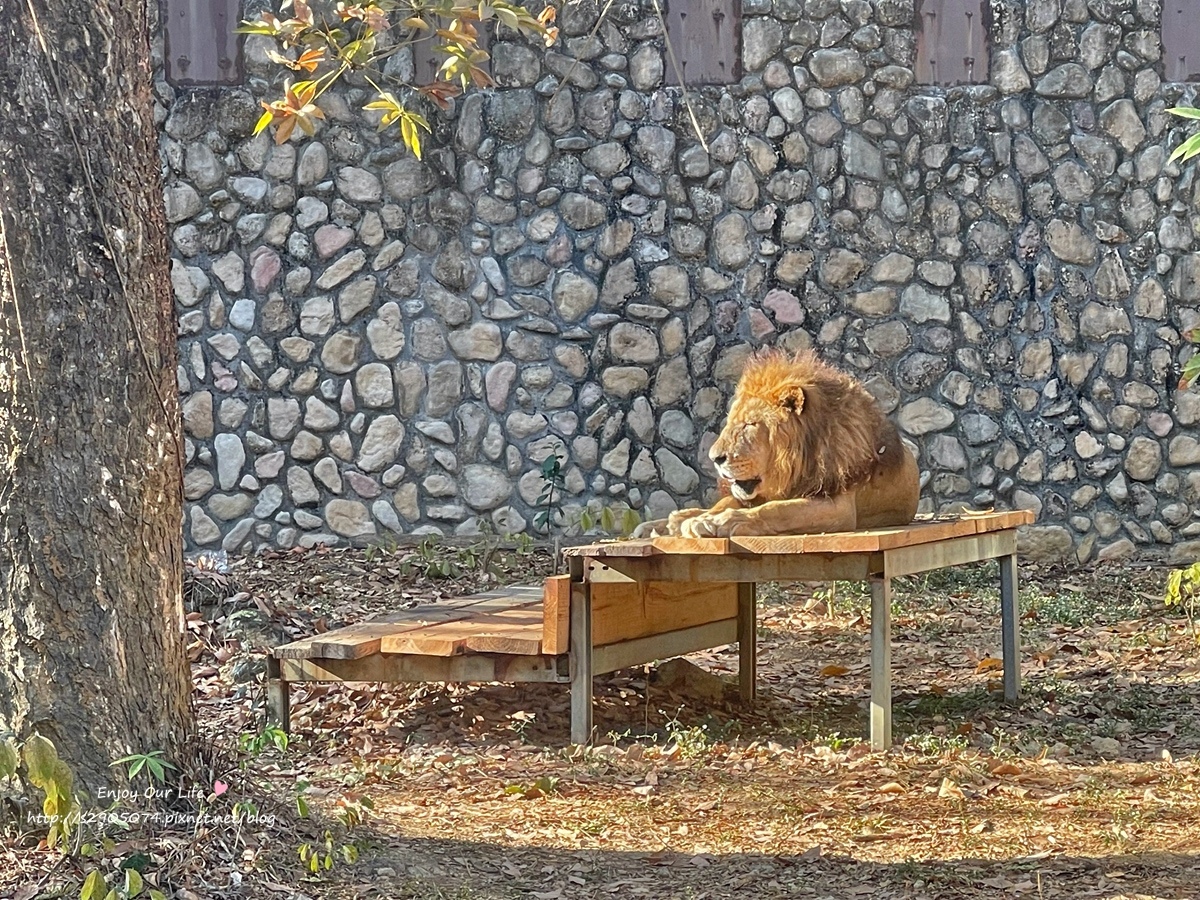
[125,869,144,898]
[80,869,106,900]
[0,738,18,779]
[495,6,520,29]
[1181,353,1200,388]
[235,22,279,36]
[23,734,58,787]
[1169,132,1200,163]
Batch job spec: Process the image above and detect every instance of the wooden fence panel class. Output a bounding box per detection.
[163,0,243,85]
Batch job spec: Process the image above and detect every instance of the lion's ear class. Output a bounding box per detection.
[779,383,805,416]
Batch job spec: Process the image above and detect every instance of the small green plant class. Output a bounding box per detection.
[239,724,289,758]
[299,829,359,875]
[503,776,558,799]
[534,455,565,534]
[664,714,715,759]
[363,533,399,563]
[22,734,79,848]
[297,793,373,877]
[111,750,176,786]
[1165,562,1200,640]
[512,532,535,557]
[578,504,642,537]
[400,536,459,579]
[80,867,167,900]
[1168,107,1200,387]
[811,730,861,751]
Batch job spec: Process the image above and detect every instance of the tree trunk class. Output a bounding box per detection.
[0,0,193,795]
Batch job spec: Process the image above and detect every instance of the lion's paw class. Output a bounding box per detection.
[679,510,747,538]
[666,507,708,535]
[631,518,668,539]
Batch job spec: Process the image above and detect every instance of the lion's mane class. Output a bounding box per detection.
[731,349,899,501]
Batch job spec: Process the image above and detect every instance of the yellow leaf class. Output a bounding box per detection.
[819,664,850,677]
[23,734,58,787]
[253,108,274,135]
[80,869,106,900]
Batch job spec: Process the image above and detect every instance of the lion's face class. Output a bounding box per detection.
[708,392,803,504]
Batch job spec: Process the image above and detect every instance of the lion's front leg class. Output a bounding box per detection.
[678,508,758,537]
[665,497,744,536]
[679,493,859,538]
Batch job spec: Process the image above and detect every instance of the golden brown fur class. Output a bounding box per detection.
[637,349,920,538]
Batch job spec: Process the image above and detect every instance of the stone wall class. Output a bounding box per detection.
[158,0,1200,564]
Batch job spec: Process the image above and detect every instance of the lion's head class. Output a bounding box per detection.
[709,350,892,504]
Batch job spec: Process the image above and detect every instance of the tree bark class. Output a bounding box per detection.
[0,0,193,795]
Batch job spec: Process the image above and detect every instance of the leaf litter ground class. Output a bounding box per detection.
[7,544,1200,899]
[215,547,1200,899]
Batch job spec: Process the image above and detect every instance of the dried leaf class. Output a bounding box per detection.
[937,777,965,800]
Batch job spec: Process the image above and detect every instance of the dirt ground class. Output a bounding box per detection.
[5,542,1200,900]
[218,544,1200,900]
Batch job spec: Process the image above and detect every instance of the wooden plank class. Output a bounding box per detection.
[382,608,545,656]
[649,537,735,555]
[302,587,544,659]
[163,0,243,85]
[590,552,880,584]
[279,652,566,684]
[565,512,1032,559]
[541,575,571,656]
[882,531,1017,578]
[728,516,989,555]
[563,541,659,558]
[592,619,738,676]
[663,0,740,85]
[589,579,739,646]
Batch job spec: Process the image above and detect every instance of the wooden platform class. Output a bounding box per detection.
[269,511,1034,750]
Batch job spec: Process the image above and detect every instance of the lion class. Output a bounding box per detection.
[635,349,920,538]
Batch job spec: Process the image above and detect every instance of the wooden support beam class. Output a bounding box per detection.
[737,583,756,703]
[541,575,571,656]
[570,582,594,745]
[278,652,566,684]
[590,552,881,584]
[870,576,892,752]
[266,655,290,732]
[999,553,1020,703]
[591,618,738,676]
[881,531,1016,578]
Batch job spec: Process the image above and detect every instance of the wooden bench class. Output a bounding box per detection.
[268,511,1033,749]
